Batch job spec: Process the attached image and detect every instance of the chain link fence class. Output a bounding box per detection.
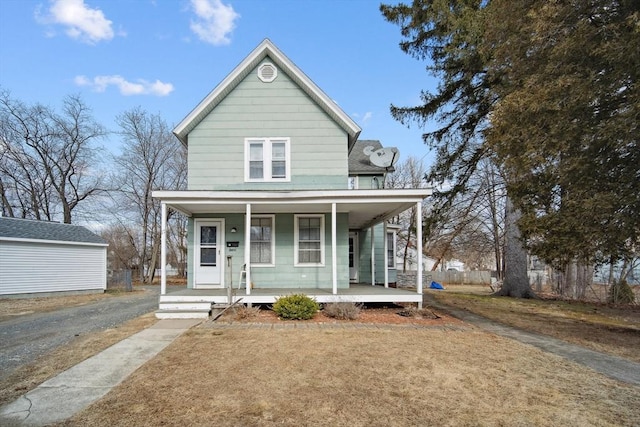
[107,269,133,291]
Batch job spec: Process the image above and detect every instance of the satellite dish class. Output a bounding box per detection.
[363,146,375,156]
[369,147,400,168]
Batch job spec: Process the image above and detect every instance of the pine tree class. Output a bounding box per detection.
[381,0,533,297]
[381,0,639,297]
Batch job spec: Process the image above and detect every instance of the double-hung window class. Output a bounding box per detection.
[295,215,324,266]
[245,138,290,182]
[250,216,274,266]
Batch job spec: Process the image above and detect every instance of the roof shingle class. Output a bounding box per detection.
[0,217,107,245]
[349,140,397,174]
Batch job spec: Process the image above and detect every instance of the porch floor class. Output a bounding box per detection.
[160,283,422,305]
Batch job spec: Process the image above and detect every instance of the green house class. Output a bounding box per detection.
[153,39,430,318]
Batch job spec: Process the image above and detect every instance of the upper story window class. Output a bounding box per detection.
[245,138,290,182]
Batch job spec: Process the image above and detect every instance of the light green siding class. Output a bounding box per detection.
[187,212,350,289]
[187,59,349,191]
[354,175,385,190]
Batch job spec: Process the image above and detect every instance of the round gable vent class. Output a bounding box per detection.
[258,62,277,83]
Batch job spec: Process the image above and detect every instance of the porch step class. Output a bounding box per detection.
[155,309,211,319]
[159,302,213,311]
[156,300,213,319]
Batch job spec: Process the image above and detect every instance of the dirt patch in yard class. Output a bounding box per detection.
[59,327,640,427]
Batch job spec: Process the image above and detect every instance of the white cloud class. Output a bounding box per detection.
[75,75,174,96]
[36,0,116,44]
[189,0,239,45]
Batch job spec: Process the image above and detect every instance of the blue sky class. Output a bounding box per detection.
[0,0,437,166]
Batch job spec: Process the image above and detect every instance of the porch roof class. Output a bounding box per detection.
[153,189,431,229]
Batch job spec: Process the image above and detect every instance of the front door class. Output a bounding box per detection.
[349,232,358,283]
[195,220,223,287]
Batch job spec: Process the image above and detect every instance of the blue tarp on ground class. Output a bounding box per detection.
[430,281,445,290]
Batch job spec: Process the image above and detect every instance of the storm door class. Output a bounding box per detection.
[195,220,223,287]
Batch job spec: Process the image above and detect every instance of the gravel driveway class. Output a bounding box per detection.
[0,287,159,381]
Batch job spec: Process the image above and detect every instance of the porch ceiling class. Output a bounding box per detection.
[153,189,431,229]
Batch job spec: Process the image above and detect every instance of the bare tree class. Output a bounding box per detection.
[385,156,428,271]
[0,90,106,223]
[112,108,186,283]
[101,223,140,271]
[406,157,507,275]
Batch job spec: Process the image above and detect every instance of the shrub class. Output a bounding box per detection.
[272,294,319,320]
[323,301,362,320]
[608,280,636,304]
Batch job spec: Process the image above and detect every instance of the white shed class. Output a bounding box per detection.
[0,217,108,296]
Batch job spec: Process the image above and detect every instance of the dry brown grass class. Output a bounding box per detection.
[4,283,639,426]
[0,313,157,407]
[430,285,640,363]
[60,327,640,427]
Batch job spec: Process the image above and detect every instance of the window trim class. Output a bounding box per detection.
[294,214,325,267]
[244,138,291,182]
[386,229,396,269]
[250,215,275,267]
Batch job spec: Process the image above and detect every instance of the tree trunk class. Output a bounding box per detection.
[494,197,536,298]
[402,227,412,272]
[145,235,160,284]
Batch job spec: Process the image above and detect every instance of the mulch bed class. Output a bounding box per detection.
[217,303,464,326]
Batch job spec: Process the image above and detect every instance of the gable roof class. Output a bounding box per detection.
[173,38,361,149]
[349,140,397,174]
[0,217,107,246]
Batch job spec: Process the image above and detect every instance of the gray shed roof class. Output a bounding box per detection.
[349,140,397,174]
[0,217,107,245]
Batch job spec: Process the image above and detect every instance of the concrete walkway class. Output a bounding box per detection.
[0,319,201,426]
[424,293,640,387]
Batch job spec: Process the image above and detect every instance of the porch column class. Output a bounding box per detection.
[331,203,337,295]
[416,201,423,308]
[370,225,375,286]
[383,221,389,288]
[245,203,251,296]
[160,202,167,296]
